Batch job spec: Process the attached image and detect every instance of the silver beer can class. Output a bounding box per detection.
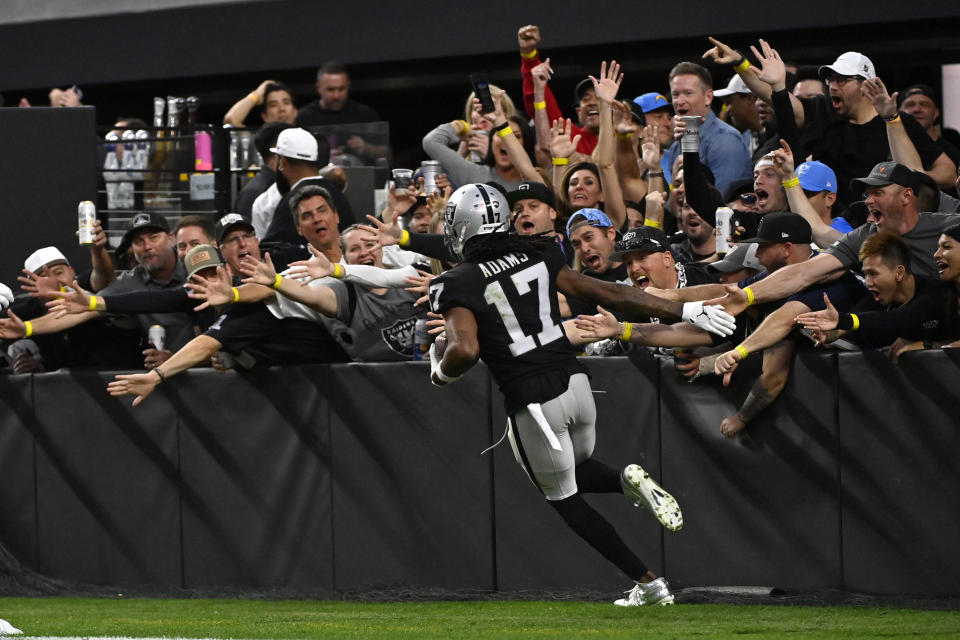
[78,201,97,245]
[421,160,441,195]
[714,207,734,256]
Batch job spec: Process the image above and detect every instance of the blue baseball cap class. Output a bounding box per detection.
[796,161,837,194]
[566,208,613,237]
[633,93,671,113]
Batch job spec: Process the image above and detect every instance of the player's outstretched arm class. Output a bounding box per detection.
[431,306,480,387]
[556,266,735,336]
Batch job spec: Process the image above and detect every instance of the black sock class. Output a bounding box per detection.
[550,493,648,581]
[575,458,621,493]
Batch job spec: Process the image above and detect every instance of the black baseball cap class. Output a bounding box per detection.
[609,226,669,262]
[898,84,937,106]
[507,181,556,209]
[121,211,170,246]
[574,78,595,104]
[850,161,917,194]
[215,212,255,245]
[738,211,812,245]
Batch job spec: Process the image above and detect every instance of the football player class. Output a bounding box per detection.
[427,184,734,606]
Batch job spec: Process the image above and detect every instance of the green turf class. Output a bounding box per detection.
[0,597,958,639]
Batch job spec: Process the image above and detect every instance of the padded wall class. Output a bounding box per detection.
[0,353,955,595]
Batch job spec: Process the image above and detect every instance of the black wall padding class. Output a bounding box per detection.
[174,365,334,589]
[33,370,182,586]
[0,375,37,568]
[326,362,495,591]
[0,351,956,595]
[492,356,664,590]
[660,352,842,589]
[837,350,960,595]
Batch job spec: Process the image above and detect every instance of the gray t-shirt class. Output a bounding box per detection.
[824,212,960,277]
[273,277,426,362]
[422,123,524,191]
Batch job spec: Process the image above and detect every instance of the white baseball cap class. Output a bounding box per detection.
[24,246,69,274]
[818,52,876,81]
[714,75,751,98]
[269,128,318,161]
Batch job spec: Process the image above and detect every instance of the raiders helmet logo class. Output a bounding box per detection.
[381,316,419,356]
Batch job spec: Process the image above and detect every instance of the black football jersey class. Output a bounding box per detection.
[430,243,587,413]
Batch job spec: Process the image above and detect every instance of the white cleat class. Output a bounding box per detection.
[614,577,675,606]
[0,618,23,635]
[621,464,683,531]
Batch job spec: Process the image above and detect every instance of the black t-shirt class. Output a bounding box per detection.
[839,276,959,342]
[801,95,942,207]
[204,303,348,365]
[294,99,380,128]
[262,176,355,244]
[429,243,587,414]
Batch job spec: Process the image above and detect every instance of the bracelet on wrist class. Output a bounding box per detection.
[248,92,260,105]
[332,264,344,279]
[617,322,633,341]
[88,296,98,312]
[492,121,510,133]
[23,321,33,338]
[733,57,751,73]
[533,100,547,110]
[399,229,411,247]
[643,218,661,229]
[270,273,283,290]
[744,286,756,307]
[884,113,901,124]
[520,48,538,60]
[552,157,569,166]
[615,131,632,141]
[154,368,166,383]
[231,287,240,303]
[781,176,800,188]
[735,345,749,359]
[496,126,514,138]
[646,170,663,178]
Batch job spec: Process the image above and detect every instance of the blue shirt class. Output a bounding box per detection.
[665,110,754,194]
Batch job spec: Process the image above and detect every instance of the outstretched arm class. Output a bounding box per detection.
[714,299,808,382]
[772,140,842,248]
[107,334,222,406]
[591,60,627,230]
[721,339,794,436]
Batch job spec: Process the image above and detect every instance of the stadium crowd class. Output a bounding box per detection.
[2,26,960,443]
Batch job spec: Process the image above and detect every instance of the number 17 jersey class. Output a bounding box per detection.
[429,243,587,414]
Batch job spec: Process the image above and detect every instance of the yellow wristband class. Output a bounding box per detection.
[533,100,546,110]
[399,229,411,247]
[744,286,755,307]
[248,91,259,105]
[618,322,633,341]
[521,48,538,59]
[616,131,633,141]
[231,287,240,303]
[24,321,33,338]
[735,345,749,359]
[456,119,470,135]
[643,218,661,229]
[270,273,282,290]
[850,313,860,330]
[332,264,344,279]
[884,114,901,125]
[552,157,569,166]
[781,177,800,188]
[88,296,98,311]
[734,58,751,73]
[496,126,514,138]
